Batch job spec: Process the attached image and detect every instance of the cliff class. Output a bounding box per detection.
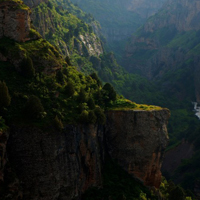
[0,0,170,198]
[106,109,169,188]
[7,125,104,200]
[29,0,103,59]
[0,1,31,42]
[2,109,170,199]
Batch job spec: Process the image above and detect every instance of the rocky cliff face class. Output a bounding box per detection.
[28,0,103,58]
[3,109,169,199]
[106,109,169,188]
[0,1,31,42]
[7,125,104,200]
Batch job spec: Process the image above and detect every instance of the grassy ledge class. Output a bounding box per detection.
[108,98,164,111]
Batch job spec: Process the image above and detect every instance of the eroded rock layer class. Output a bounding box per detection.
[105,109,169,188]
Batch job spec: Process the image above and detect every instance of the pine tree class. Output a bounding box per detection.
[54,115,64,130]
[87,97,95,109]
[94,107,106,125]
[103,83,117,102]
[88,110,97,124]
[90,72,102,86]
[65,81,75,98]
[24,95,44,119]
[20,56,35,78]
[78,88,87,103]
[0,81,11,109]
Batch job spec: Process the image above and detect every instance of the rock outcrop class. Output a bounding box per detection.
[106,109,169,188]
[7,125,104,200]
[4,109,169,199]
[0,1,31,42]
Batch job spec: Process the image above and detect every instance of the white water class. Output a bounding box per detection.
[192,102,200,119]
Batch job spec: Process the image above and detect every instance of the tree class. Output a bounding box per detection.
[54,115,64,130]
[87,97,95,109]
[94,107,106,125]
[169,186,185,200]
[20,56,35,78]
[65,55,72,66]
[102,83,117,103]
[79,110,88,123]
[78,88,87,103]
[56,70,64,84]
[24,95,44,119]
[90,72,102,86]
[88,110,97,124]
[64,81,75,98]
[0,81,11,109]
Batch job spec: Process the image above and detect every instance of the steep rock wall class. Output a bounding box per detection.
[5,109,169,199]
[105,109,169,188]
[0,1,31,42]
[7,125,104,200]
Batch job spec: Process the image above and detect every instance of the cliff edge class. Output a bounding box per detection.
[106,109,169,188]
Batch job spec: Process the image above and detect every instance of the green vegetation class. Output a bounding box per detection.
[0,116,7,131]
[70,0,144,63]
[0,81,11,110]
[0,0,30,10]
[83,159,192,200]
[82,158,157,200]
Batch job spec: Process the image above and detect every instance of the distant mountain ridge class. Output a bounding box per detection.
[70,0,166,62]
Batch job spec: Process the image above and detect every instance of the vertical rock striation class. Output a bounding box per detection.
[105,109,170,188]
[7,125,104,200]
[5,109,169,199]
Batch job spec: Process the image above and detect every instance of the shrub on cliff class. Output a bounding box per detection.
[78,88,87,103]
[0,81,11,110]
[94,107,106,125]
[87,97,95,109]
[54,115,64,130]
[20,56,35,78]
[24,95,44,119]
[88,110,97,124]
[90,72,102,86]
[79,110,89,123]
[102,83,117,104]
[64,81,75,98]
[169,186,185,200]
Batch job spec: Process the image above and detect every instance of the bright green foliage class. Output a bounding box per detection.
[20,56,35,78]
[90,72,102,87]
[54,115,64,130]
[24,95,44,119]
[0,81,11,110]
[94,107,106,125]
